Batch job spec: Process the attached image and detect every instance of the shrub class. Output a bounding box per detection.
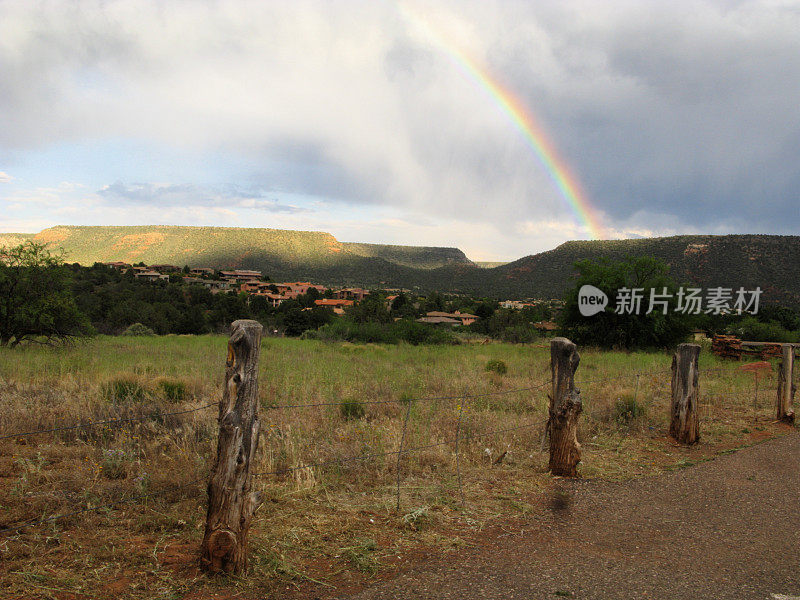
[122,322,156,336]
[613,395,646,426]
[156,377,188,402]
[485,359,508,375]
[340,398,366,420]
[398,391,415,405]
[312,318,458,345]
[101,448,131,479]
[101,374,149,403]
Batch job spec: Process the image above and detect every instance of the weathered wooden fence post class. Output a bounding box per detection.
[670,343,700,444]
[776,344,795,424]
[201,319,264,574]
[548,337,582,477]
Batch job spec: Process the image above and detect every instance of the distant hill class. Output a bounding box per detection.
[0,233,34,248]
[341,242,472,269]
[489,235,800,305]
[2,225,473,287]
[3,227,798,304]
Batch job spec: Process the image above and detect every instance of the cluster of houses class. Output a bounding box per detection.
[103,261,559,327]
[103,262,370,314]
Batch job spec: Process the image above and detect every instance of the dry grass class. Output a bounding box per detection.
[0,335,795,599]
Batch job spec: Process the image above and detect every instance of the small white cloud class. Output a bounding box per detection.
[0,172,13,183]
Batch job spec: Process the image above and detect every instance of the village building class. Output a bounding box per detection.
[533,321,558,332]
[335,287,370,301]
[134,270,169,282]
[500,300,539,310]
[416,316,461,325]
[314,298,354,308]
[219,270,262,284]
[149,264,180,273]
[422,311,479,326]
[103,261,131,270]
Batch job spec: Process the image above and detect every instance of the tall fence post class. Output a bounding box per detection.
[548,337,582,477]
[776,344,796,424]
[201,320,264,575]
[670,343,700,444]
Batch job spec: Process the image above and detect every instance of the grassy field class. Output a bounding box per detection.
[0,335,795,599]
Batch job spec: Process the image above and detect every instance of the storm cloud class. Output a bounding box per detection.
[1,0,799,258]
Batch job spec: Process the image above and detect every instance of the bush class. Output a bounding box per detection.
[101,375,149,403]
[101,448,131,479]
[312,318,458,345]
[730,317,798,343]
[613,395,646,426]
[122,322,156,336]
[340,398,366,420]
[156,377,188,402]
[485,359,508,375]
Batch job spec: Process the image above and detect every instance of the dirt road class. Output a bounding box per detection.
[342,431,800,600]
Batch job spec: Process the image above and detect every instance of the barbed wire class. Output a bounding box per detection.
[264,380,552,411]
[1,416,546,534]
[252,418,543,478]
[2,357,785,535]
[0,363,748,442]
[0,476,207,537]
[0,402,219,441]
[0,381,553,442]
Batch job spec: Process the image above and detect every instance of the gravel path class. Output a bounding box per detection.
[343,432,800,600]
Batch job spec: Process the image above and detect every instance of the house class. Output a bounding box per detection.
[134,270,168,282]
[185,277,231,292]
[336,288,370,301]
[262,293,285,308]
[149,264,180,273]
[416,316,461,325]
[219,270,262,284]
[279,282,327,296]
[104,261,131,270]
[500,300,539,310]
[452,311,478,326]
[534,321,558,332]
[190,267,215,276]
[424,311,478,326]
[314,298,354,309]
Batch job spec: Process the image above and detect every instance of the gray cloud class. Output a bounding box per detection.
[98,182,308,213]
[0,0,799,243]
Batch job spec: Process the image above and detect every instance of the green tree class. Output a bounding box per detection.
[559,256,692,350]
[0,242,90,347]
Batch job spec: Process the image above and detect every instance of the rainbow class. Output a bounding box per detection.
[397,2,606,240]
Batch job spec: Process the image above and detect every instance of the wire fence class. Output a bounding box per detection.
[0,360,787,538]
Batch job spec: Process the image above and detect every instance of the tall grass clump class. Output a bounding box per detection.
[613,393,646,426]
[101,374,149,403]
[340,398,366,421]
[122,322,156,336]
[485,359,508,375]
[156,377,188,402]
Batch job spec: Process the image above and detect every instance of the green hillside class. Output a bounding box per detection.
[4,225,473,287]
[0,233,34,248]
[342,242,472,269]
[489,235,800,305]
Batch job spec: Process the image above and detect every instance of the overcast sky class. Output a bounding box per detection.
[1,0,799,261]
